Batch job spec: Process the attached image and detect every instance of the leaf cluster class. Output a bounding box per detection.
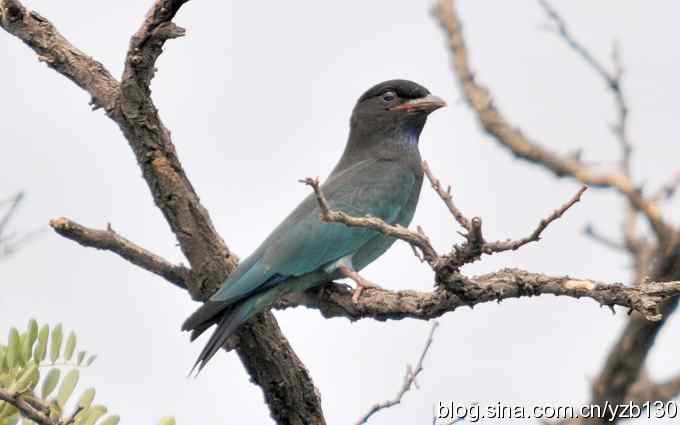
[0,320,176,425]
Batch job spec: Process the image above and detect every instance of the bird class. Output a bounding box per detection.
[182,79,445,374]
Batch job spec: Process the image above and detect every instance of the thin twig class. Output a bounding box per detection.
[300,177,441,268]
[539,1,633,178]
[584,224,627,252]
[653,171,680,202]
[0,191,23,238]
[433,0,671,244]
[354,321,439,425]
[422,161,470,230]
[482,186,587,253]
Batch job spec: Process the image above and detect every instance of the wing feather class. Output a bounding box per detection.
[210,158,415,303]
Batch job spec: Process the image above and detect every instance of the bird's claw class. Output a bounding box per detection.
[351,279,382,303]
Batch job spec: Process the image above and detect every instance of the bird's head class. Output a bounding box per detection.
[347,80,445,157]
[351,79,445,128]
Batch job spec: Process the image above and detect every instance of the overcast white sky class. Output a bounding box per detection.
[3,1,680,424]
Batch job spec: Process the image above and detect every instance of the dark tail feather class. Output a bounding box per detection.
[190,319,219,342]
[184,271,326,376]
[189,297,260,376]
[182,301,229,334]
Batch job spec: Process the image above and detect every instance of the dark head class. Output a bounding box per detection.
[334,80,445,172]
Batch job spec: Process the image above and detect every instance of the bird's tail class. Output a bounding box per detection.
[184,285,285,376]
[183,269,328,375]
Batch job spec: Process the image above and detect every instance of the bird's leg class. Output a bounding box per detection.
[338,265,381,303]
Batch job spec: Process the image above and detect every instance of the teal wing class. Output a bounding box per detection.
[209,158,416,304]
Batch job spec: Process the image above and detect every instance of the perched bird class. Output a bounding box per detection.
[182,79,445,373]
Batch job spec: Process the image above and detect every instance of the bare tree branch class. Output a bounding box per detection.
[0,192,44,260]
[0,191,23,238]
[653,171,680,202]
[0,0,117,109]
[481,185,587,253]
[626,372,680,407]
[303,164,585,272]
[432,0,671,244]
[0,388,54,425]
[354,321,439,425]
[536,3,680,422]
[275,268,680,323]
[583,224,627,252]
[422,161,470,230]
[49,217,189,289]
[434,1,680,423]
[301,176,442,268]
[5,0,679,424]
[1,1,326,423]
[538,0,632,176]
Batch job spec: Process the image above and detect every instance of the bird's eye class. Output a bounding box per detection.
[382,91,396,102]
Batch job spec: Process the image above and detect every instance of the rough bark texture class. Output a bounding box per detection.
[5,0,680,423]
[49,218,680,324]
[1,1,326,424]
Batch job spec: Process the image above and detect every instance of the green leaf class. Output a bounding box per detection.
[3,404,19,418]
[0,346,6,371]
[64,332,77,362]
[79,405,107,425]
[13,362,38,393]
[4,413,20,425]
[41,368,61,399]
[76,388,96,410]
[7,328,20,368]
[156,417,176,425]
[56,368,79,408]
[26,319,38,348]
[85,355,97,367]
[76,351,86,366]
[99,415,121,425]
[19,335,32,365]
[49,323,63,364]
[33,325,49,363]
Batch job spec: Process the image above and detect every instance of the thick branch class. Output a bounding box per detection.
[0,0,118,110]
[433,0,670,244]
[1,1,326,423]
[275,268,680,323]
[112,0,236,293]
[49,217,189,288]
[626,372,680,406]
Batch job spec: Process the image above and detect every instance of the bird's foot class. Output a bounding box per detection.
[338,265,382,303]
[352,279,382,303]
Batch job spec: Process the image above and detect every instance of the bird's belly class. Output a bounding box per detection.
[322,253,354,274]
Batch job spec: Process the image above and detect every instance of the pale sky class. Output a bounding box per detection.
[2,1,680,424]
